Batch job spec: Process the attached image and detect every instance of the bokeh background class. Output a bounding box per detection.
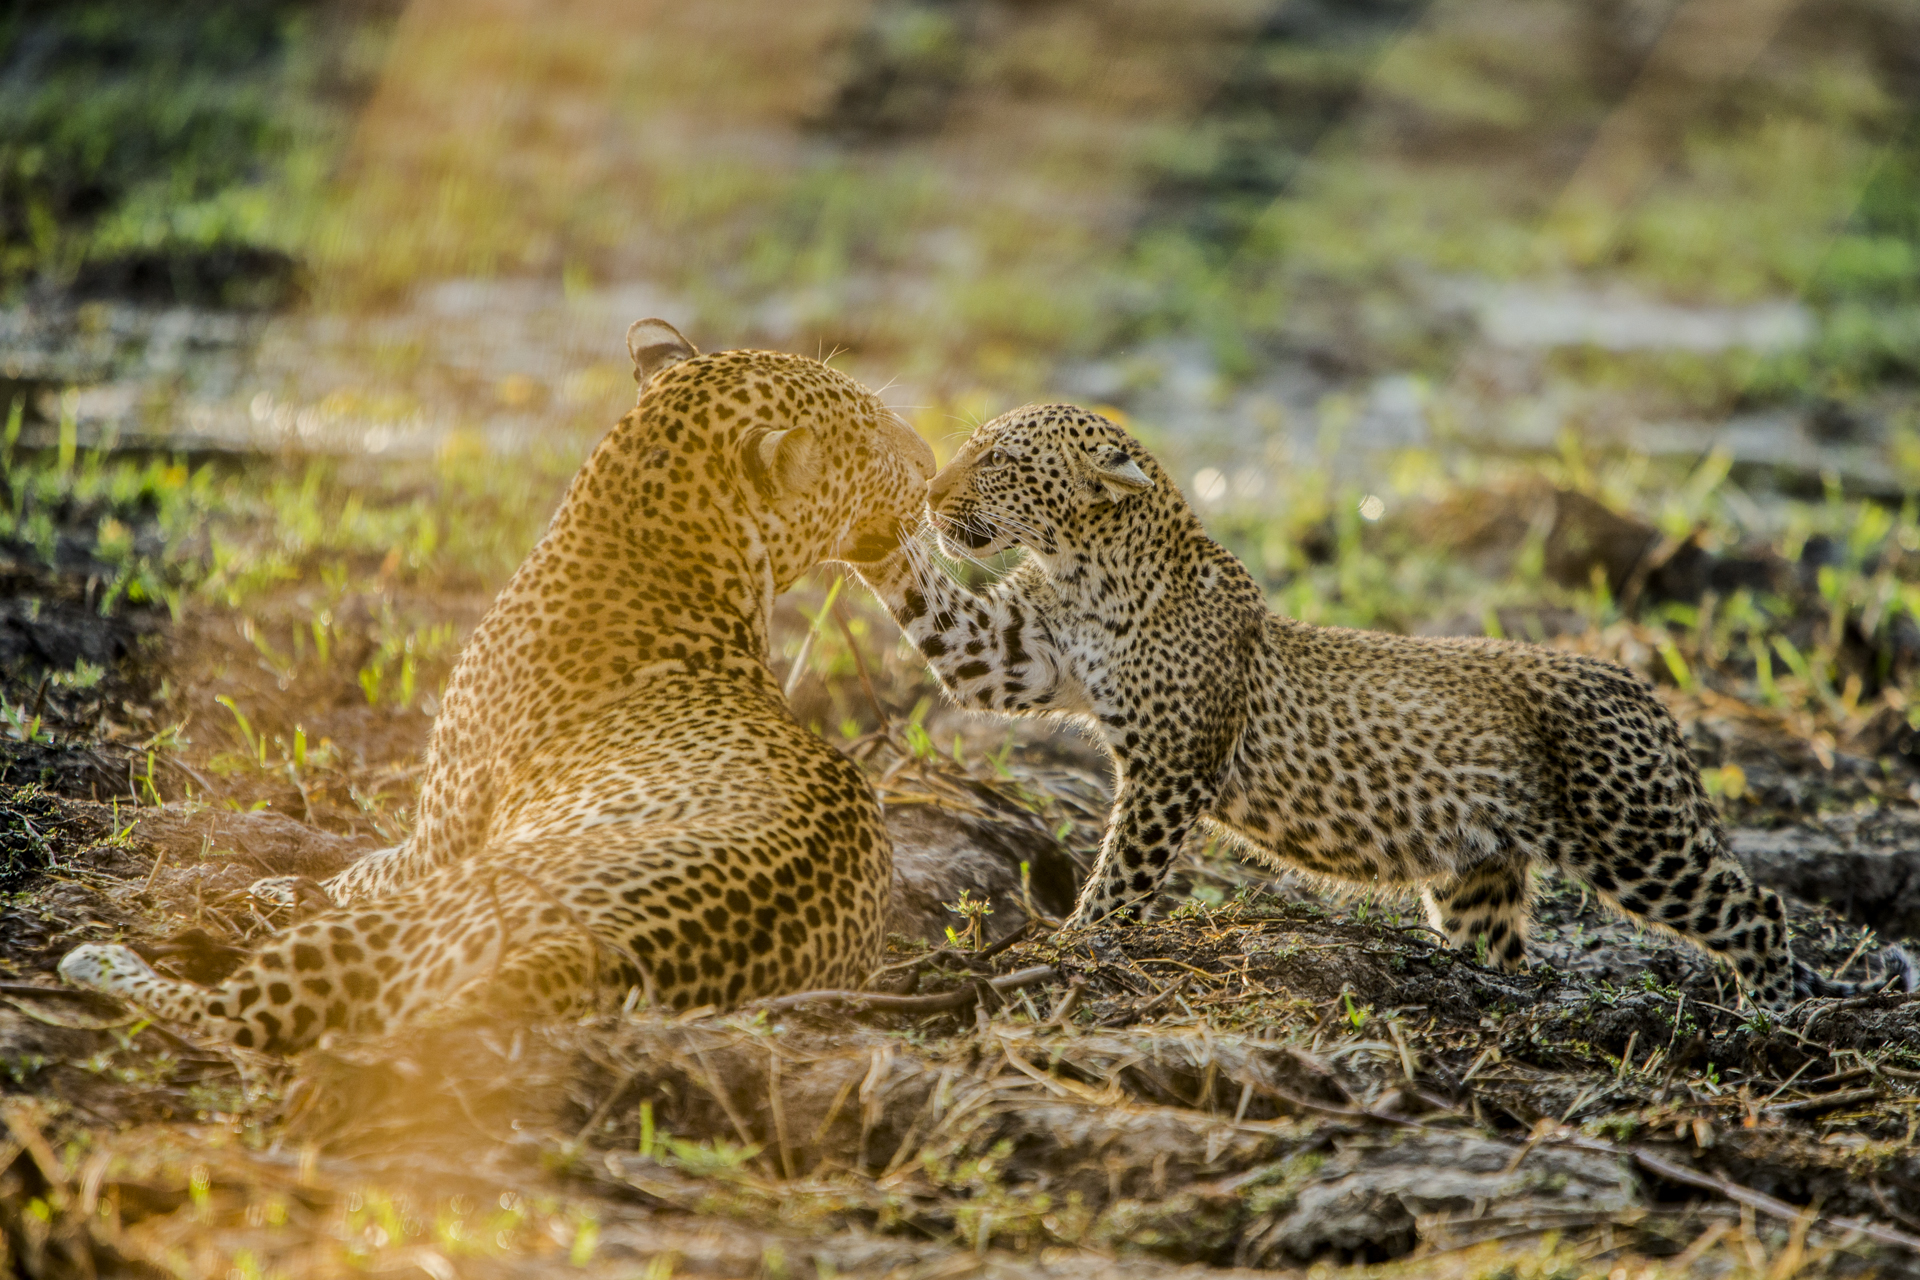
[7,0,1917,497]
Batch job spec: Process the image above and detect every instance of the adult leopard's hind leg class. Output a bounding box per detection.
[441,932,632,1022]
[65,887,500,1051]
[1422,851,1533,970]
[59,945,259,1040]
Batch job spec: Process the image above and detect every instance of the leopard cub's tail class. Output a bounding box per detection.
[1794,946,1920,1000]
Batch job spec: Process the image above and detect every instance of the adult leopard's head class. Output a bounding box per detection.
[925,404,1161,562]
[625,319,935,590]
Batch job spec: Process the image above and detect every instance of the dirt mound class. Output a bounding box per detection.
[10,689,1920,1274]
[12,787,1920,1275]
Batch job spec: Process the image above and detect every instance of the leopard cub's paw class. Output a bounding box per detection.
[58,943,154,994]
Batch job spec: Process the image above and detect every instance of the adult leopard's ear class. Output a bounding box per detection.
[742,426,821,497]
[627,318,698,389]
[1092,448,1154,503]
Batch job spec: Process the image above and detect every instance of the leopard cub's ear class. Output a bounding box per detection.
[1091,448,1154,503]
[627,318,698,390]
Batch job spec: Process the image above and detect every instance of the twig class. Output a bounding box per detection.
[168,758,218,798]
[0,982,127,1010]
[1691,997,1832,1053]
[689,1047,768,1173]
[1,997,140,1031]
[1758,1054,1820,1105]
[1141,957,1224,987]
[1461,1043,1501,1083]
[866,923,1037,989]
[1669,1221,1733,1271]
[1247,1079,1420,1128]
[975,920,1037,961]
[754,965,1057,1016]
[832,600,891,734]
[768,1047,794,1179]
[142,846,168,893]
[1388,1017,1418,1082]
[1561,1136,1920,1255]
[863,947,968,987]
[1834,933,1876,983]
[1387,922,1448,943]
[1762,1087,1879,1119]
[1099,974,1191,1026]
[1038,978,1084,1031]
[783,576,843,698]
[2,1103,64,1189]
[573,1067,646,1143]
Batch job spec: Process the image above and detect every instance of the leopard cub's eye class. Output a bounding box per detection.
[986,448,1009,467]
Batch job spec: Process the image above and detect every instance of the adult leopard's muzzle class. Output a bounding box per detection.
[840,515,910,563]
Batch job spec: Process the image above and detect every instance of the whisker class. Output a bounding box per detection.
[984,513,1047,543]
[931,532,1011,578]
[901,524,993,582]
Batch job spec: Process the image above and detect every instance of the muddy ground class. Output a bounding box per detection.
[9,477,1920,1278]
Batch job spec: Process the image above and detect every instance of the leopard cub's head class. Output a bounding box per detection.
[927,404,1160,561]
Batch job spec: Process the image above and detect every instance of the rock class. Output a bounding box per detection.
[1241,1133,1638,1265]
[884,800,1080,944]
[1464,281,1813,354]
[1733,810,1920,940]
[1416,481,1785,608]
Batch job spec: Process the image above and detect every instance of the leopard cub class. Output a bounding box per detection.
[854,403,1911,1010]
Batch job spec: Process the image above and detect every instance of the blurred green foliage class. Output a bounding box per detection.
[0,0,389,306]
[2,0,1915,410]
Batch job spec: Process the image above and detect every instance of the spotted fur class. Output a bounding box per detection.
[60,322,936,1049]
[854,403,1910,1010]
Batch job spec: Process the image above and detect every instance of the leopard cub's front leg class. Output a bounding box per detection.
[851,547,1073,715]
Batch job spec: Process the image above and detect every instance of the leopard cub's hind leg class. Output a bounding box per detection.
[1422,850,1533,971]
[1567,822,1803,1009]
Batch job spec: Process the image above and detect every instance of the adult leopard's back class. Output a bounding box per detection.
[59,322,936,1048]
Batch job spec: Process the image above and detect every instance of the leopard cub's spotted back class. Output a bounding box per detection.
[852,403,1908,1010]
[60,322,937,1049]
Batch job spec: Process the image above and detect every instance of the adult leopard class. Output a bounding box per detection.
[59,321,935,1049]
[853,403,1911,1010]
